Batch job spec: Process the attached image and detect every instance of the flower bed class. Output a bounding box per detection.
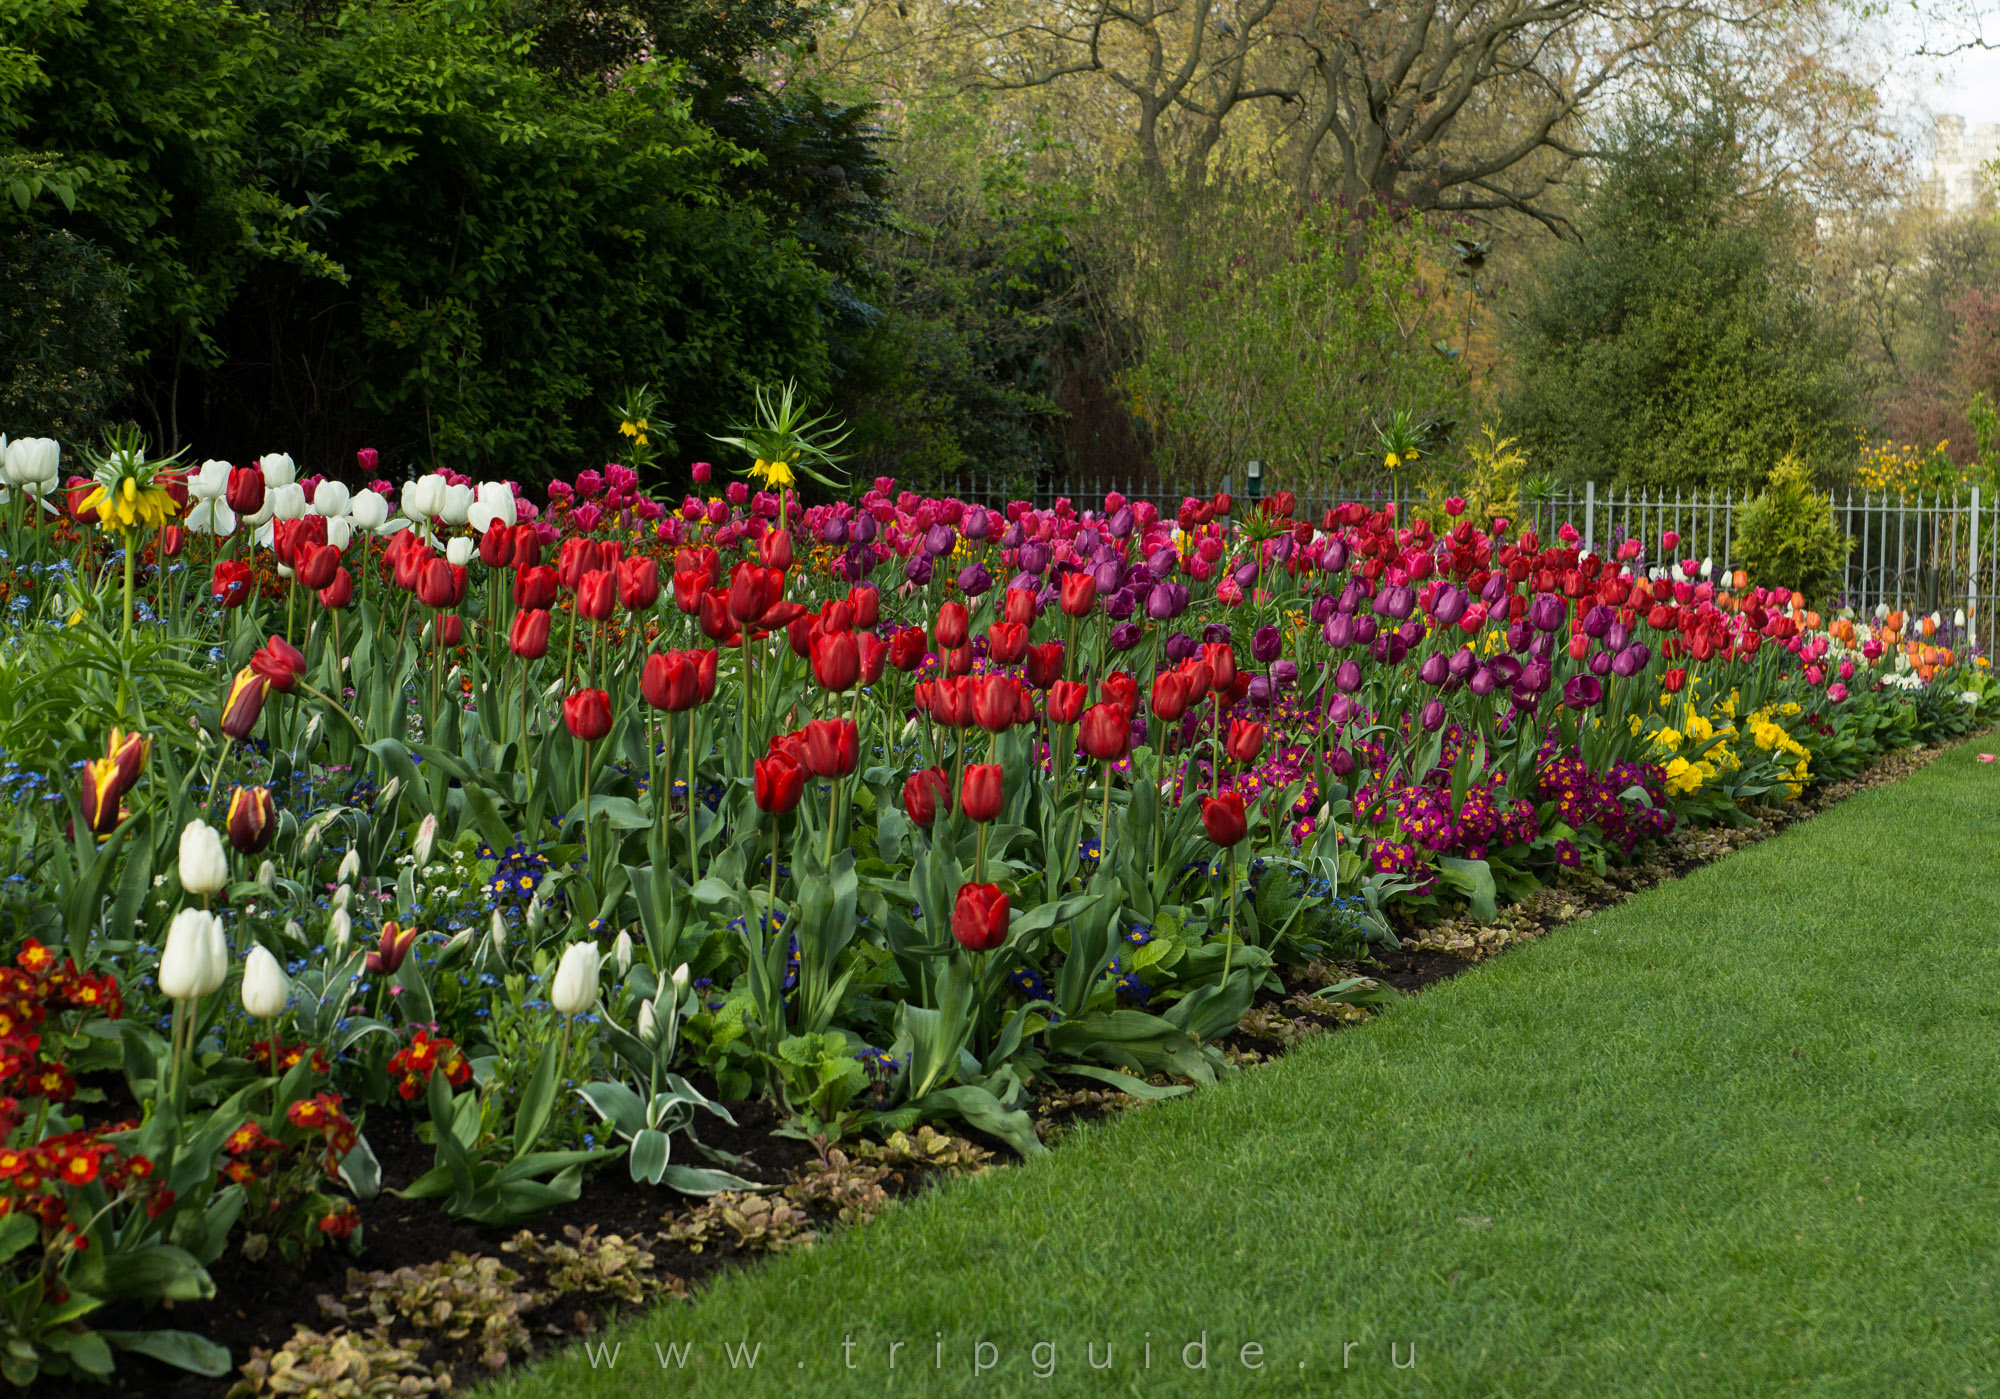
[0,431,1992,1390]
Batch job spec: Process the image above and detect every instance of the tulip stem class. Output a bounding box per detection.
[1098,759,1113,868]
[580,738,594,874]
[688,715,701,883]
[1222,845,1237,987]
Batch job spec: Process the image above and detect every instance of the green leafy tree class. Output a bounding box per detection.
[1501,105,1858,490]
[1733,452,1852,605]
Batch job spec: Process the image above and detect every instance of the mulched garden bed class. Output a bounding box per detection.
[53,735,1973,1399]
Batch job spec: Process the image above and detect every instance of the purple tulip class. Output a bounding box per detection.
[957,562,992,596]
[1321,538,1349,573]
[1271,659,1297,685]
[1001,521,1024,548]
[1506,619,1532,653]
[1164,631,1196,663]
[1312,593,1337,624]
[1324,614,1355,649]
[1337,579,1365,615]
[849,512,876,544]
[1372,634,1409,665]
[1335,659,1362,693]
[1076,529,1101,556]
[1447,647,1476,681]
[1562,674,1604,709]
[1105,588,1136,621]
[1429,586,1467,626]
[1580,603,1613,638]
[1528,593,1565,633]
[1092,559,1123,594]
[1468,665,1497,697]
[1419,652,1449,686]
[1529,632,1556,661]
[1019,539,1050,575]
[1611,642,1650,677]
[1588,650,1613,676]
[1109,621,1143,651]
[1606,622,1631,652]
[1144,585,1177,622]
[1246,676,1272,703]
[905,554,933,585]
[1232,560,1259,590]
[963,509,991,541]
[1480,573,1508,604]
[1518,659,1552,695]
[1354,615,1379,646]
[1420,698,1447,732]
[1108,506,1135,539]
[1396,618,1425,647]
[1272,536,1295,564]
[1252,625,1283,663]
[1147,548,1177,581]
[1329,746,1356,777]
[1202,622,1232,645]
[822,517,849,545]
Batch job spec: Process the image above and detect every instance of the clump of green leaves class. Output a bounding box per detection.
[323,1255,537,1372]
[785,1142,895,1226]
[503,1227,680,1306]
[1735,453,1852,605]
[852,1126,993,1176]
[226,1327,446,1399]
[662,1192,815,1254]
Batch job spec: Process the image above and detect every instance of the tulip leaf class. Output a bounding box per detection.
[1438,856,1498,923]
[514,1043,561,1155]
[1049,1063,1192,1100]
[101,1329,232,1377]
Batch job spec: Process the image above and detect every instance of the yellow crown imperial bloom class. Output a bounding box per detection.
[1384,452,1401,469]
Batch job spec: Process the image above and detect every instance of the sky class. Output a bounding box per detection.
[1879,7,2000,130]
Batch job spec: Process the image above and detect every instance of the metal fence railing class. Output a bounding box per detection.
[946,475,1999,656]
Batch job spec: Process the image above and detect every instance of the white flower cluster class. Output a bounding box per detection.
[183,453,520,553]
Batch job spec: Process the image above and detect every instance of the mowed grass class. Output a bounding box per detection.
[493,739,2000,1398]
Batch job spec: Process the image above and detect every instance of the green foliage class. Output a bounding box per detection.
[0,225,133,441]
[1733,453,1852,604]
[1106,180,1472,490]
[1501,105,1858,490]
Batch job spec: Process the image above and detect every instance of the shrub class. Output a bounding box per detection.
[1734,453,1852,604]
[0,225,132,443]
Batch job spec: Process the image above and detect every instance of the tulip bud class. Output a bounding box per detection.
[612,931,634,977]
[638,999,660,1042]
[551,941,602,1015]
[413,812,438,869]
[490,909,508,955]
[672,962,691,994]
[160,908,222,1002]
[179,820,229,895]
[242,944,290,1020]
[257,859,276,888]
[337,849,360,884]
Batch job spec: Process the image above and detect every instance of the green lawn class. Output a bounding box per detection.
[494,739,2000,1397]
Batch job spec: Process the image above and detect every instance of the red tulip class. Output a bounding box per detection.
[618,556,660,611]
[692,648,718,701]
[225,466,265,517]
[802,718,860,778]
[811,630,860,692]
[1151,671,1190,721]
[927,675,975,728]
[819,599,854,634]
[1059,572,1097,617]
[1024,640,1064,690]
[1101,671,1138,717]
[754,753,805,814]
[1077,703,1129,761]
[563,688,612,742]
[857,632,889,683]
[1180,659,1213,700]
[577,569,615,621]
[848,586,880,629]
[390,537,430,592]
[945,644,973,677]
[960,763,1004,822]
[102,728,150,797]
[675,546,720,587]
[1200,642,1235,690]
[971,674,1020,733]
[1003,588,1037,626]
[674,569,707,614]
[699,588,738,643]
[510,523,541,570]
[251,635,305,692]
[559,538,602,590]
[1200,790,1247,846]
[768,729,810,770]
[437,615,464,646]
[510,608,550,659]
[226,785,279,854]
[640,651,691,711]
[890,627,927,672]
[903,767,951,828]
[986,621,1029,665]
[211,559,254,608]
[1663,668,1688,693]
[514,565,559,610]
[951,882,1010,952]
[935,601,968,650]
[727,562,780,625]
[298,542,340,591]
[367,921,418,976]
[160,525,185,558]
[79,757,124,837]
[1047,679,1087,725]
[476,523,514,569]
[1225,718,1265,763]
[220,667,269,740]
[317,567,354,610]
[758,528,793,571]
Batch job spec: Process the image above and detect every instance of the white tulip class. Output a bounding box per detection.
[1698,557,1713,580]
[437,482,474,526]
[671,962,691,994]
[258,452,297,487]
[328,906,352,953]
[269,483,308,521]
[242,945,290,1019]
[637,999,659,1042]
[312,480,352,517]
[1956,609,1967,628]
[179,820,229,895]
[160,909,217,1001]
[413,812,438,868]
[3,437,59,488]
[337,849,360,883]
[257,859,276,888]
[325,515,352,552]
[190,459,232,500]
[349,491,390,531]
[185,497,237,537]
[402,475,445,521]
[200,913,230,996]
[612,931,633,977]
[1875,602,1890,621]
[551,941,601,1015]
[284,918,305,946]
[333,882,352,911]
[490,909,508,955]
[467,482,518,534]
[446,536,475,568]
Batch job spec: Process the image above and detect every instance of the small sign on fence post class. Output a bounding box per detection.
[1246,459,1264,505]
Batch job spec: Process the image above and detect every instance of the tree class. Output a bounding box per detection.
[1500,103,1858,489]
